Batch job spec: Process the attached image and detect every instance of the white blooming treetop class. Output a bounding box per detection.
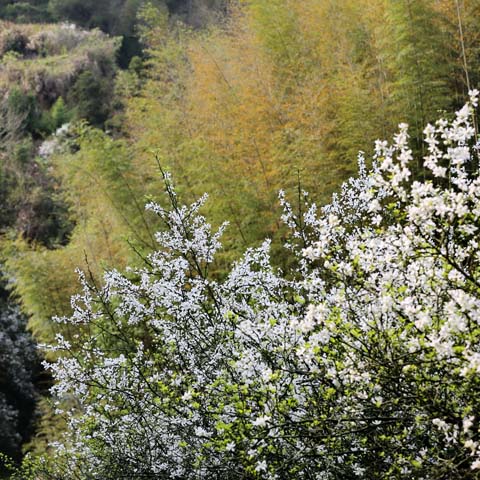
[35,93,480,479]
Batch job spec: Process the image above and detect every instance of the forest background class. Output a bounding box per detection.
[0,0,479,475]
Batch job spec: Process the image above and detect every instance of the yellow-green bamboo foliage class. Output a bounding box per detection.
[433,0,480,101]
[128,0,457,260]
[126,1,389,263]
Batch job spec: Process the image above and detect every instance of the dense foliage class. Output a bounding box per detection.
[3,0,480,475]
[0,21,119,246]
[0,0,227,33]
[21,95,480,479]
[0,296,41,468]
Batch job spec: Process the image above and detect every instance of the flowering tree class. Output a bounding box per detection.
[32,92,480,479]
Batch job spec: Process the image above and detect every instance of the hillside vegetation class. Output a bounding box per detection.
[0,22,119,100]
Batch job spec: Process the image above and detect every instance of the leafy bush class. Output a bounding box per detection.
[27,24,91,56]
[5,88,39,136]
[32,94,480,479]
[68,70,112,126]
[48,97,71,129]
[36,97,72,135]
[0,29,28,57]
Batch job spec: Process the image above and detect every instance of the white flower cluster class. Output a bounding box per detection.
[42,95,480,479]
[38,123,71,159]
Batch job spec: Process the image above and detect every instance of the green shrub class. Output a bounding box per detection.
[0,29,28,57]
[68,71,112,126]
[6,88,39,136]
